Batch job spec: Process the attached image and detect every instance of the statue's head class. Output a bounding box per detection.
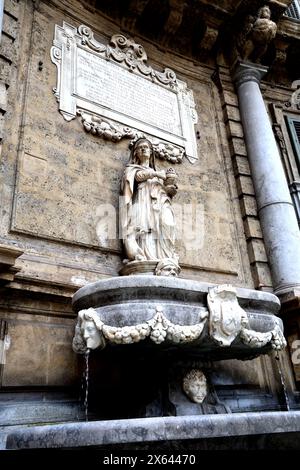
[183,369,208,404]
[155,258,180,277]
[130,137,156,169]
[79,309,103,350]
[258,5,271,19]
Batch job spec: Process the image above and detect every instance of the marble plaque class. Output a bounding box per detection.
[51,22,198,162]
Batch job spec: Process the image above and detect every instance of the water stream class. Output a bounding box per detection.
[84,349,90,421]
[275,351,290,411]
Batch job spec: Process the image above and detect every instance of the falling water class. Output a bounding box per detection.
[275,351,290,411]
[84,349,90,421]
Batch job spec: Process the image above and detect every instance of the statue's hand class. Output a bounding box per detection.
[155,170,166,180]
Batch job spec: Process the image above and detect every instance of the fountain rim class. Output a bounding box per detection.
[72,275,280,314]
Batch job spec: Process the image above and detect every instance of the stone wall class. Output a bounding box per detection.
[0,0,289,412]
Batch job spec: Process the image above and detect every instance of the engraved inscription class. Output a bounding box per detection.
[76,48,182,135]
[51,23,198,161]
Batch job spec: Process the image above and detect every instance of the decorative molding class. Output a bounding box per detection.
[163,0,186,36]
[73,284,286,353]
[0,244,23,284]
[232,61,268,88]
[78,111,185,162]
[51,22,198,163]
[78,28,178,88]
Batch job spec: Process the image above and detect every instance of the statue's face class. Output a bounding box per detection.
[81,319,102,349]
[135,141,151,165]
[160,264,178,277]
[184,376,207,404]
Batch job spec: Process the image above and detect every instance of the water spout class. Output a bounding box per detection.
[275,351,290,411]
[84,349,90,421]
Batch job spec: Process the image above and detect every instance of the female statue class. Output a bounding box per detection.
[120,138,179,270]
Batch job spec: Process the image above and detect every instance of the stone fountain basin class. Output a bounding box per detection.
[72,276,283,360]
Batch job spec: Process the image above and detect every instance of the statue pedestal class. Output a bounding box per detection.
[119,260,158,276]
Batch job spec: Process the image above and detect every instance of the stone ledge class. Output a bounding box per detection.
[6,411,300,449]
[0,244,23,284]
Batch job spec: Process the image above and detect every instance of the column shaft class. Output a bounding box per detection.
[234,62,300,295]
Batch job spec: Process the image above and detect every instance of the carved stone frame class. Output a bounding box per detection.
[51,22,198,163]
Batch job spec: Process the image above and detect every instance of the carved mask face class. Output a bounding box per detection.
[81,319,102,349]
[160,265,178,276]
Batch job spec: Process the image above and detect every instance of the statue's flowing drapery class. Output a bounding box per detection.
[120,164,177,261]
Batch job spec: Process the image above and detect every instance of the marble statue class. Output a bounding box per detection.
[238,5,277,63]
[120,137,179,274]
[183,369,208,404]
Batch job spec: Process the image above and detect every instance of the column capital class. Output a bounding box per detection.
[232,61,268,88]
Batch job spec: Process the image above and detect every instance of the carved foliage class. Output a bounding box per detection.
[78,114,185,163]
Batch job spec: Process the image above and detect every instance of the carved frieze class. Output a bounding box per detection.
[51,22,198,163]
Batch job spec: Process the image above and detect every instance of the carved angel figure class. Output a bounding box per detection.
[238,5,277,63]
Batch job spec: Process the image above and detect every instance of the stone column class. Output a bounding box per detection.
[233,61,300,298]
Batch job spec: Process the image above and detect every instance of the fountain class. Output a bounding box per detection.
[6,137,300,451]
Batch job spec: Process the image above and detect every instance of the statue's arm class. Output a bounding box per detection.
[135,169,155,182]
[135,169,166,182]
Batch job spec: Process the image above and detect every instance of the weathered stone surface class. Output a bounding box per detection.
[3,12,19,40]
[232,155,251,176]
[244,217,263,239]
[236,175,255,197]
[240,196,258,218]
[251,262,273,289]
[2,316,78,387]
[247,239,268,264]
[6,411,300,449]
[4,0,20,20]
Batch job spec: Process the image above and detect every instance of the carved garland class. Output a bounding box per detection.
[78,110,185,163]
[73,304,286,353]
